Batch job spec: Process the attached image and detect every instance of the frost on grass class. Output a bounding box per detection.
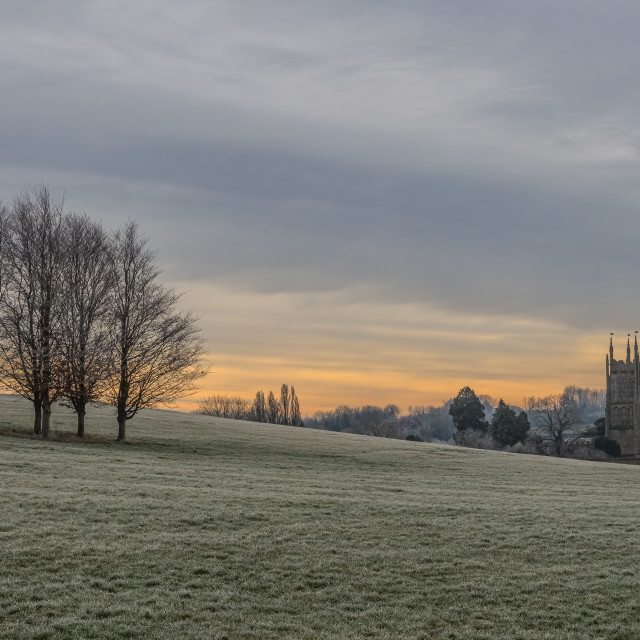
[0,394,639,639]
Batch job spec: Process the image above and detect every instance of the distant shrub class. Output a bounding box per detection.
[557,436,610,460]
[399,405,454,442]
[593,436,621,458]
[523,434,545,455]
[405,434,423,442]
[453,429,497,450]
[564,445,608,461]
[504,434,544,455]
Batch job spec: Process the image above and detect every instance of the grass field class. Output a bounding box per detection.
[1,394,639,639]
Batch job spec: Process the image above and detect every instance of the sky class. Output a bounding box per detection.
[1,1,639,414]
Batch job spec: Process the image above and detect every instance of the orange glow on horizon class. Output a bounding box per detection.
[174,349,605,415]
[168,284,610,416]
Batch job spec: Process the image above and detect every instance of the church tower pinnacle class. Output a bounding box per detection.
[627,334,631,364]
[610,333,614,362]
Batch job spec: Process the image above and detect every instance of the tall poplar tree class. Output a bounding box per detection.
[253,390,267,422]
[267,390,280,424]
[290,386,303,426]
[280,383,290,425]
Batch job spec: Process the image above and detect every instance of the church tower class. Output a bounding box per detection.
[605,334,640,456]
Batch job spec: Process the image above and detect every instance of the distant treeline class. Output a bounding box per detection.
[304,385,607,456]
[195,384,303,426]
[193,381,611,458]
[305,404,453,441]
[304,395,500,442]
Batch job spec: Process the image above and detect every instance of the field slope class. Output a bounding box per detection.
[1,394,639,639]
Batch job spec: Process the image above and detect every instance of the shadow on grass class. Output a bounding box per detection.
[0,425,133,446]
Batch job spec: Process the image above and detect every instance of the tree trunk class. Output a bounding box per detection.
[76,406,86,438]
[117,340,128,442]
[33,397,42,435]
[117,387,127,442]
[41,309,52,439]
[117,415,126,442]
[77,359,86,438]
[42,394,51,439]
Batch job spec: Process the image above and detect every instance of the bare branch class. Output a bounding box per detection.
[57,213,114,437]
[0,186,65,437]
[105,221,207,440]
[525,393,579,456]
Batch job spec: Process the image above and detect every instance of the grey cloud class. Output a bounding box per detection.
[1,0,640,333]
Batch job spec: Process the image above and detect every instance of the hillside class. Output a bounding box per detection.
[1,394,639,639]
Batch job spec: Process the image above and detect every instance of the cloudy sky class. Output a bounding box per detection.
[2,1,638,412]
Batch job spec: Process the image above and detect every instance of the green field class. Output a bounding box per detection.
[1,394,639,639]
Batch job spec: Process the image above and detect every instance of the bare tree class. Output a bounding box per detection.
[0,202,8,390]
[402,405,454,442]
[525,393,579,456]
[0,187,65,437]
[0,201,8,307]
[350,405,399,438]
[57,213,114,437]
[196,394,227,417]
[106,221,206,441]
[562,385,605,423]
[230,396,251,420]
[195,394,254,419]
[218,395,232,418]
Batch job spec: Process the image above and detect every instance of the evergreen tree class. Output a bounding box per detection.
[449,386,489,433]
[490,399,530,447]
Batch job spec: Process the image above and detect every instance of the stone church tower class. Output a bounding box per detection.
[606,334,640,456]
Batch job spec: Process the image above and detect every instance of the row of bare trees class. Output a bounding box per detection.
[0,186,206,440]
[196,384,303,426]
